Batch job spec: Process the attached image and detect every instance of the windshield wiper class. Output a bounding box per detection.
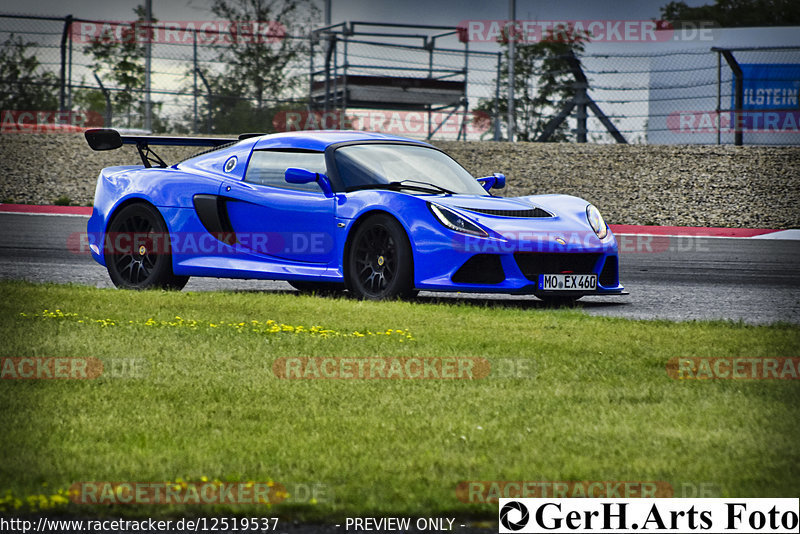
[396,180,454,195]
[345,180,454,195]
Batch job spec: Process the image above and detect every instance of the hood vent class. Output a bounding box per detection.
[457,206,553,218]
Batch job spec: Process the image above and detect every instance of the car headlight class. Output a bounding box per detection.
[428,203,487,237]
[586,204,608,239]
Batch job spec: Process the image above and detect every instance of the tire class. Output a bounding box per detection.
[345,214,414,300]
[104,202,189,290]
[288,281,346,294]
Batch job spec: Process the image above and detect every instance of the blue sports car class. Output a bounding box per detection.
[85,129,624,303]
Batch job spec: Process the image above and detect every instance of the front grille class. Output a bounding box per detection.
[514,253,601,281]
[599,255,619,287]
[452,254,505,285]
[458,206,552,218]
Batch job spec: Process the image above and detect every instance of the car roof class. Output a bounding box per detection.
[252,130,433,151]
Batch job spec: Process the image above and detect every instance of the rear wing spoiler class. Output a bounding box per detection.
[84,128,261,168]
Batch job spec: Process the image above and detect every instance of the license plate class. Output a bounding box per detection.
[539,274,597,291]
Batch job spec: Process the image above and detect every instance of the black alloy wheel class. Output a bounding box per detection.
[346,214,414,300]
[105,203,189,290]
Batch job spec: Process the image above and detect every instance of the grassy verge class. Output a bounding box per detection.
[0,280,798,520]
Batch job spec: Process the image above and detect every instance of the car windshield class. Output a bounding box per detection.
[334,143,489,196]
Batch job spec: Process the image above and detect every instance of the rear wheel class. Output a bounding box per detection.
[104,203,189,290]
[345,214,414,300]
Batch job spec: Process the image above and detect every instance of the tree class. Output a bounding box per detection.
[72,84,107,118]
[81,4,169,130]
[660,0,800,27]
[0,35,58,111]
[474,25,587,142]
[193,0,318,133]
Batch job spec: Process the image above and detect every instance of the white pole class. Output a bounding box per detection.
[144,0,152,131]
[507,0,515,142]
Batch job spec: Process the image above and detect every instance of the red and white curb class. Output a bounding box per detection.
[609,224,799,241]
[0,204,92,217]
[1,204,798,240]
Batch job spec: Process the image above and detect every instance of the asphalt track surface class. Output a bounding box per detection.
[1,212,799,534]
[1,212,799,324]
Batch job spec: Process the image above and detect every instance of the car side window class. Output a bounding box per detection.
[244,150,327,192]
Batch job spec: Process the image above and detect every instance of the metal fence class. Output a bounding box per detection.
[1,13,798,144]
[641,45,800,145]
[0,13,314,134]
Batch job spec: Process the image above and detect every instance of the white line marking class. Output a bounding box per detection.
[615,233,797,240]
[750,229,800,241]
[0,211,90,218]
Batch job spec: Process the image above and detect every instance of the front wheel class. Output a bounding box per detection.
[104,203,189,290]
[345,214,414,300]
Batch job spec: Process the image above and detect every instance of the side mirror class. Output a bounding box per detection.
[85,128,122,151]
[477,173,506,191]
[284,167,333,197]
[285,167,318,184]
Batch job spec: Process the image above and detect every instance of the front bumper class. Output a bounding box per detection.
[413,227,624,296]
[415,250,624,295]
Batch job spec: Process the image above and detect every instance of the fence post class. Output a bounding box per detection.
[322,34,336,112]
[507,0,515,142]
[568,50,588,143]
[193,31,198,133]
[460,39,469,141]
[716,48,743,146]
[539,50,626,144]
[717,52,722,145]
[67,17,73,111]
[332,40,338,112]
[494,52,501,141]
[341,34,348,129]
[59,15,73,112]
[309,36,314,112]
[143,0,152,131]
[575,79,587,143]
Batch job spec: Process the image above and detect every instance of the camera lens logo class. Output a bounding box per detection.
[500,500,530,531]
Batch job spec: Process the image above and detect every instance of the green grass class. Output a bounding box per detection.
[0,280,798,520]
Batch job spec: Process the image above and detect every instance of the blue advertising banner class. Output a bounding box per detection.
[735,63,800,110]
